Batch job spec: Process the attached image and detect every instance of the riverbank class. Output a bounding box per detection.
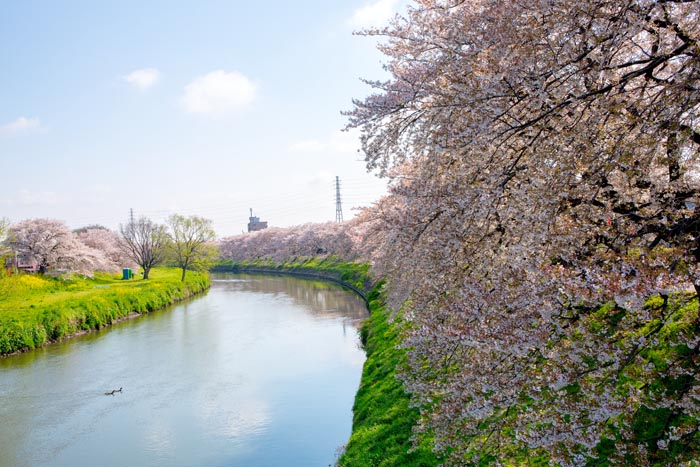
[215,258,439,466]
[337,282,440,467]
[0,268,210,355]
[213,257,373,302]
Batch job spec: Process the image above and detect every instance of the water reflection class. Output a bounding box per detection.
[211,273,368,322]
[0,273,368,467]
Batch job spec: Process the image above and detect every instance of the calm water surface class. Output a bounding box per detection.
[0,274,368,467]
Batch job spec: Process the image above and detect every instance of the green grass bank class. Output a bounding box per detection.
[212,257,373,297]
[215,257,439,467]
[0,268,210,355]
[337,283,439,467]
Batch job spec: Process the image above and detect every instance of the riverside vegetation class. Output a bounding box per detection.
[216,249,700,466]
[0,268,209,355]
[345,278,700,467]
[337,280,439,467]
[213,256,372,293]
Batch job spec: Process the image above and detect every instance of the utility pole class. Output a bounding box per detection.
[335,176,343,223]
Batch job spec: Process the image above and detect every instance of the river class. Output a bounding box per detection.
[0,273,368,467]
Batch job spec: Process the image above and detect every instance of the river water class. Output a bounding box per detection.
[0,273,368,467]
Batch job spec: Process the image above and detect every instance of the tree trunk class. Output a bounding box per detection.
[143,267,150,280]
[181,268,187,281]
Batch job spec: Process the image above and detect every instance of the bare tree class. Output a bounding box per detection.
[119,216,169,279]
[166,214,216,281]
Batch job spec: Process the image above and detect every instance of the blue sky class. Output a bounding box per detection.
[0,0,402,236]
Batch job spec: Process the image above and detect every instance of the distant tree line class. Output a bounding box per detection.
[218,221,366,264]
[0,215,216,281]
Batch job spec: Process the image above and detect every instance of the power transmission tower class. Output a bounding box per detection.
[129,208,135,225]
[335,176,344,223]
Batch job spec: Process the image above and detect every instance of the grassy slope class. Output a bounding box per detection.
[338,283,439,467]
[0,268,209,355]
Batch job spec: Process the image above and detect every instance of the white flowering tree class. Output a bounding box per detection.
[7,218,113,276]
[346,0,700,465]
[77,227,136,271]
[219,221,361,264]
[0,218,8,241]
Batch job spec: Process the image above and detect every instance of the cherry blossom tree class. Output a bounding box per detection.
[346,0,700,465]
[219,221,361,264]
[7,218,113,276]
[77,227,136,271]
[0,218,9,252]
[0,218,8,241]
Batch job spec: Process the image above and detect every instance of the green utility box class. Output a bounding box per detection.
[122,268,133,280]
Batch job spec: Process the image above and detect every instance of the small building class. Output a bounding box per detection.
[247,209,268,232]
[4,253,39,274]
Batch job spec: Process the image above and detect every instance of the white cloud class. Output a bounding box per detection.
[123,68,160,90]
[288,130,361,155]
[0,117,42,136]
[181,70,257,115]
[349,0,400,28]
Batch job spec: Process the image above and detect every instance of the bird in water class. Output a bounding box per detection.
[104,387,123,396]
